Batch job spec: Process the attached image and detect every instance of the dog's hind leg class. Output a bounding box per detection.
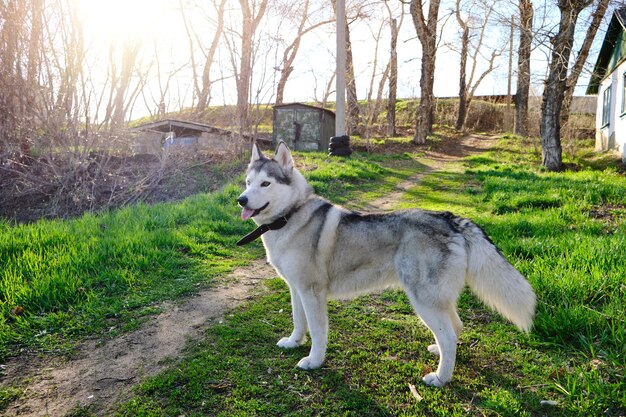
[278,285,308,348]
[407,297,458,387]
[427,307,462,356]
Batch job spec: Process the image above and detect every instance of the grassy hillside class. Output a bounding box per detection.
[129,98,516,137]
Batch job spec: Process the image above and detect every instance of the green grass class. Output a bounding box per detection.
[0,185,263,361]
[0,151,411,364]
[3,135,626,416]
[113,136,624,417]
[294,150,423,209]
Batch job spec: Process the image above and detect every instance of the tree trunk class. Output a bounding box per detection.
[387,17,398,137]
[410,0,441,144]
[196,0,227,112]
[455,1,469,132]
[275,1,332,106]
[515,0,533,136]
[236,0,269,137]
[345,19,360,136]
[560,0,609,125]
[540,1,589,171]
[111,41,141,129]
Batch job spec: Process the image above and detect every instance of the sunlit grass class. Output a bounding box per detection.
[111,136,625,416]
[0,151,410,364]
[2,134,625,416]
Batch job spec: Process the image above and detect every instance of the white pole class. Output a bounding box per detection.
[335,0,346,137]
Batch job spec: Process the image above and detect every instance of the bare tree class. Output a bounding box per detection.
[560,0,610,125]
[363,15,388,138]
[311,66,336,108]
[235,0,269,137]
[103,40,142,130]
[410,0,441,144]
[515,0,533,136]
[345,13,361,136]
[179,0,227,113]
[0,0,44,156]
[384,1,404,137]
[454,0,501,131]
[274,0,333,105]
[540,0,607,171]
[387,16,399,137]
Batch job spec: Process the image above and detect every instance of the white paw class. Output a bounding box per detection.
[422,372,447,387]
[277,336,305,349]
[427,344,440,356]
[296,356,323,370]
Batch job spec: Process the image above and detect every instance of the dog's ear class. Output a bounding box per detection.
[274,141,293,171]
[250,142,264,163]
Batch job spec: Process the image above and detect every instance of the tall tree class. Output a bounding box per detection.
[514,0,533,136]
[454,0,500,131]
[178,0,227,113]
[274,0,333,105]
[410,0,441,144]
[345,15,361,136]
[560,0,609,125]
[540,0,603,171]
[386,1,404,137]
[364,18,388,134]
[104,40,142,129]
[387,16,399,137]
[236,0,269,136]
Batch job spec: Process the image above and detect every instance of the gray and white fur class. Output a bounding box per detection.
[237,142,536,387]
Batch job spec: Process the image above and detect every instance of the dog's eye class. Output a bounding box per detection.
[261,181,271,187]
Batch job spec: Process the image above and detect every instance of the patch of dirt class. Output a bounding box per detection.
[1,260,276,417]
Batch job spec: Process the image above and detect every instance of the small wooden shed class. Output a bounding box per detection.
[272,103,335,151]
[131,119,233,155]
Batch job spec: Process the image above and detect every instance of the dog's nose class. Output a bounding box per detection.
[237,195,248,207]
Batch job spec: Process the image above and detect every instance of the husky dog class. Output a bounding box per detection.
[237,142,536,387]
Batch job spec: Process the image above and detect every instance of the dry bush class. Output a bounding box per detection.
[0,131,243,222]
[433,99,505,132]
[561,113,596,159]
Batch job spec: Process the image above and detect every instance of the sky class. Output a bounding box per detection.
[74,0,607,119]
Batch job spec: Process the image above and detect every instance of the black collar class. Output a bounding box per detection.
[236,206,299,246]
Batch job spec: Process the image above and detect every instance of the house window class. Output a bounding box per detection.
[602,86,611,127]
[623,73,626,114]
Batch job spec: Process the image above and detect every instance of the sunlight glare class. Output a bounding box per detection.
[78,0,173,44]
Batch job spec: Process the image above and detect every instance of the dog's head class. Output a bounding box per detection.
[237,141,305,224]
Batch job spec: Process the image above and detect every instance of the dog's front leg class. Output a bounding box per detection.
[277,285,308,348]
[296,286,328,370]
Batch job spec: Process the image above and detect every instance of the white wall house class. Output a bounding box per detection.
[588,8,626,163]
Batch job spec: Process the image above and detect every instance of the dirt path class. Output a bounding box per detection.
[1,134,497,416]
[365,134,498,211]
[2,260,276,416]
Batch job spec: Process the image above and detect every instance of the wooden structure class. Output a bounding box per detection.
[272,103,335,151]
[131,119,233,155]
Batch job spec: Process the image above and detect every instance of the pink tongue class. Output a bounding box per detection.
[241,208,255,221]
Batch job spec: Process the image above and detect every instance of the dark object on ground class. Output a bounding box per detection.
[328,135,352,157]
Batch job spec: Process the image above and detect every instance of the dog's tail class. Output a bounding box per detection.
[461,219,536,332]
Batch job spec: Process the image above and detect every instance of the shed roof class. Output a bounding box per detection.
[273,103,336,117]
[132,119,232,136]
[587,7,626,95]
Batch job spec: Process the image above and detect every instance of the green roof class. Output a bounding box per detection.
[587,8,626,95]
